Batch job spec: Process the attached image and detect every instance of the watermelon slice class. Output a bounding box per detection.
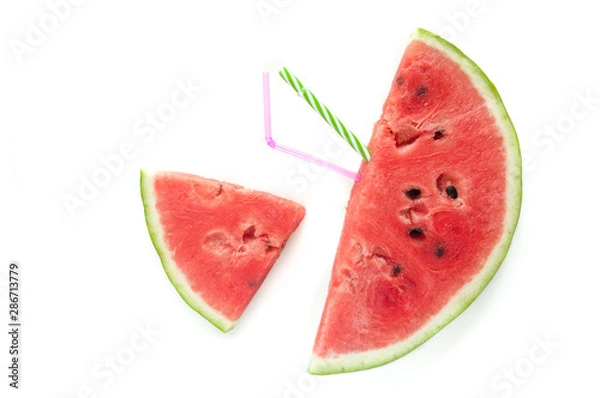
[309,29,521,374]
[140,170,305,332]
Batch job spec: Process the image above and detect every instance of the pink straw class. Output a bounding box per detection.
[262,72,361,181]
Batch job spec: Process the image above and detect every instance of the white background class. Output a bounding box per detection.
[1,0,599,397]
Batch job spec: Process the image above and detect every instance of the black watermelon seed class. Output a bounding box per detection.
[409,228,424,238]
[395,76,404,86]
[391,265,402,277]
[433,131,444,140]
[414,85,428,97]
[405,188,422,199]
[446,185,458,199]
[434,244,445,258]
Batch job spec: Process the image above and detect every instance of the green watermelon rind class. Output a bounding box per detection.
[140,169,236,333]
[308,28,522,375]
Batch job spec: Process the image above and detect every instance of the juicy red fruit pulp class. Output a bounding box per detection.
[153,172,305,323]
[313,40,507,357]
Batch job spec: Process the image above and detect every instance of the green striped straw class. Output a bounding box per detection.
[278,67,371,162]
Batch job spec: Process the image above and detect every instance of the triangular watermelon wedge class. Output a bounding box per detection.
[141,170,305,332]
[309,29,522,374]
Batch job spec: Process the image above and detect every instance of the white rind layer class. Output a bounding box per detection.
[308,28,522,375]
[140,169,236,333]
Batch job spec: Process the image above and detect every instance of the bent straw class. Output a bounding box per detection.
[262,72,361,181]
[278,67,371,162]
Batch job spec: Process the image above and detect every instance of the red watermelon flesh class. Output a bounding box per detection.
[309,29,521,374]
[141,170,305,332]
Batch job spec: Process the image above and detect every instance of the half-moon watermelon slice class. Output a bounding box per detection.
[141,170,305,332]
[309,29,521,374]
